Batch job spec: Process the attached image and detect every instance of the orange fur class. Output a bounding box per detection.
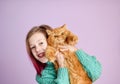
[45,24,92,84]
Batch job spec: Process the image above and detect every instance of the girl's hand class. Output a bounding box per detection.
[55,51,65,68]
[58,45,77,52]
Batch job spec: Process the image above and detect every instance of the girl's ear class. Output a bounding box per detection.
[46,29,52,35]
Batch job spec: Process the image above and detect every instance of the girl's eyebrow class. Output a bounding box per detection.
[29,44,34,47]
[37,38,46,42]
[29,39,42,46]
[37,39,42,42]
[29,38,44,47]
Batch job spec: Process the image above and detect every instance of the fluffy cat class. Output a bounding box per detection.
[45,24,92,84]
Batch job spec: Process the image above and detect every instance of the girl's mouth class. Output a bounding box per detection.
[38,52,45,58]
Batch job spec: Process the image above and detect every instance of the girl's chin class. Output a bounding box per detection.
[39,58,48,63]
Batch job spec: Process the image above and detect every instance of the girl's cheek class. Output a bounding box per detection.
[31,50,36,55]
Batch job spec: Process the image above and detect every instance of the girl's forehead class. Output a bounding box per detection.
[28,32,46,44]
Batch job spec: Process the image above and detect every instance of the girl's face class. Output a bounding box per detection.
[28,32,48,63]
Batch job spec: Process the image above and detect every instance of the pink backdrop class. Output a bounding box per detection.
[0,0,120,84]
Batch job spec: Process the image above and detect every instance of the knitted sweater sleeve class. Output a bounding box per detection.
[54,68,70,84]
[75,49,102,82]
[36,68,70,84]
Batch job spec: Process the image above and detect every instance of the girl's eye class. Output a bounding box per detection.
[39,42,43,45]
[30,46,35,49]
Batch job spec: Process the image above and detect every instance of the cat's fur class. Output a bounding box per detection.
[45,24,92,84]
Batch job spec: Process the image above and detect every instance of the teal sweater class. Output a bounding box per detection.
[36,49,102,84]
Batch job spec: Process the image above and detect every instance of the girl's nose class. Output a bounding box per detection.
[36,46,42,53]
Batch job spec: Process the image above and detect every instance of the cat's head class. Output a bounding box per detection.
[46,24,69,46]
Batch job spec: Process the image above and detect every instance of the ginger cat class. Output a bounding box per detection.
[45,24,92,84]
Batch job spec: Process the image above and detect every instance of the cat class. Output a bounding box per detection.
[45,24,92,84]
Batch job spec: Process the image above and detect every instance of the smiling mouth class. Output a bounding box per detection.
[38,52,45,58]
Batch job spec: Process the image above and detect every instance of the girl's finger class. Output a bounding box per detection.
[55,51,59,56]
[60,48,68,51]
[59,45,68,50]
[58,45,67,48]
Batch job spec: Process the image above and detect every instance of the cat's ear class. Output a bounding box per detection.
[61,24,67,29]
[46,29,52,35]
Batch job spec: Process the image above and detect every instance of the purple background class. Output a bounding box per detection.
[0,0,120,84]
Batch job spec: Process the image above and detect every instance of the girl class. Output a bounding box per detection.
[26,25,102,84]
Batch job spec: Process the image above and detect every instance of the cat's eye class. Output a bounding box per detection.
[54,35,58,37]
[61,32,64,35]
